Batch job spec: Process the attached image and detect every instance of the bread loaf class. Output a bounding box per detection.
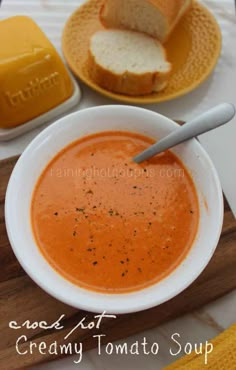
[100,0,192,42]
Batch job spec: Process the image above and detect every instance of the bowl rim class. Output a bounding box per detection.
[5,105,224,314]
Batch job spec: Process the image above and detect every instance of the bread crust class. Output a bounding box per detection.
[150,0,192,41]
[147,0,192,25]
[88,42,171,96]
[100,0,193,42]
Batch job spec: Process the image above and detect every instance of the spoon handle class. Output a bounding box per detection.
[134,103,235,164]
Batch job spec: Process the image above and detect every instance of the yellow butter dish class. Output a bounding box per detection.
[0,16,81,141]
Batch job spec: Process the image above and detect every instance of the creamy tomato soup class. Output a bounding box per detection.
[31,131,199,293]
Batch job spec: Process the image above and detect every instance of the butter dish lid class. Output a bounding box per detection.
[0,15,81,134]
[0,75,81,141]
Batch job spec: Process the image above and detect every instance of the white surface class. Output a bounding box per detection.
[0,1,235,369]
[5,106,223,314]
[134,103,236,162]
[0,75,81,141]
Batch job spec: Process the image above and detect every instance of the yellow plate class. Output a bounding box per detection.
[62,0,222,104]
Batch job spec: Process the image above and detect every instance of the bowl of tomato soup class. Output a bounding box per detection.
[5,106,223,314]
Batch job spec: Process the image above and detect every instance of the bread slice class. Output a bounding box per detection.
[100,0,192,42]
[88,29,171,96]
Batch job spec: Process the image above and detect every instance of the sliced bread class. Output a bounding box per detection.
[88,29,171,96]
[100,0,192,42]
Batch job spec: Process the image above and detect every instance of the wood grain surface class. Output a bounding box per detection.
[0,156,236,370]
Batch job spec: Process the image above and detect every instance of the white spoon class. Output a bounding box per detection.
[133,103,236,164]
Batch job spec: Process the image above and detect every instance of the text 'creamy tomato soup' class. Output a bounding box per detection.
[31,131,199,293]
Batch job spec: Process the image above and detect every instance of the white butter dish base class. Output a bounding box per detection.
[0,76,81,141]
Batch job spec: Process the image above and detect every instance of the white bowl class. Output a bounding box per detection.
[5,106,224,314]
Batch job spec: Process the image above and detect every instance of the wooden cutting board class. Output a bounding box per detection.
[0,156,236,370]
